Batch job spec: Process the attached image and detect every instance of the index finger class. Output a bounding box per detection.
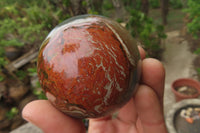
[141,58,165,104]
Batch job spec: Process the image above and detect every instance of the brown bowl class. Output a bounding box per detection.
[171,78,200,102]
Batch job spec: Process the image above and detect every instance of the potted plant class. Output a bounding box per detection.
[171,78,200,102]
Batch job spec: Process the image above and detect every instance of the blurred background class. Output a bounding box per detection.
[0,0,199,132]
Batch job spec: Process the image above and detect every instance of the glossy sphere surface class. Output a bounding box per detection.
[37,15,141,118]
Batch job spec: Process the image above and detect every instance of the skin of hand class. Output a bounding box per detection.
[22,46,168,133]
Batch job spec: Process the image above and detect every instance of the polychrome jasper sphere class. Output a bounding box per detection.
[37,15,141,119]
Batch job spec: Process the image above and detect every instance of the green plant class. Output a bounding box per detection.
[116,18,123,23]
[0,0,71,51]
[0,49,6,82]
[6,107,19,120]
[32,81,47,99]
[27,67,37,76]
[150,0,160,8]
[33,83,47,99]
[0,57,8,68]
[122,0,141,11]
[15,70,27,80]
[0,75,4,82]
[88,10,99,15]
[194,48,200,54]
[185,0,200,79]
[184,0,200,38]
[0,0,74,83]
[126,9,166,58]
[197,68,200,75]
[102,0,114,10]
[170,0,183,9]
[33,89,47,99]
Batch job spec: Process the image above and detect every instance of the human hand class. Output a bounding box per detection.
[22,46,167,133]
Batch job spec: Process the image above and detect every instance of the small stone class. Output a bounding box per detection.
[186,110,191,117]
[187,107,193,112]
[194,107,200,112]
[177,86,198,95]
[180,109,187,118]
[0,119,11,130]
[10,115,24,130]
[9,85,29,101]
[185,107,193,117]
[5,46,21,61]
[178,86,187,92]
[191,110,198,116]
[192,115,200,120]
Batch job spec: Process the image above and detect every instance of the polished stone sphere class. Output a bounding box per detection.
[37,15,141,119]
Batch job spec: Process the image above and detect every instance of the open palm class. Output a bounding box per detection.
[22,47,167,133]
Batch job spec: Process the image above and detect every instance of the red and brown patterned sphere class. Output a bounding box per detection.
[37,15,141,119]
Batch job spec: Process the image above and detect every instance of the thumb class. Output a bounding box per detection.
[22,100,86,133]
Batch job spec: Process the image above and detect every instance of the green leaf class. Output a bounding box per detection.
[194,48,200,54]
[6,107,19,120]
[27,67,37,76]
[197,68,200,73]
[15,70,27,80]
[0,75,4,82]
[0,57,8,67]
